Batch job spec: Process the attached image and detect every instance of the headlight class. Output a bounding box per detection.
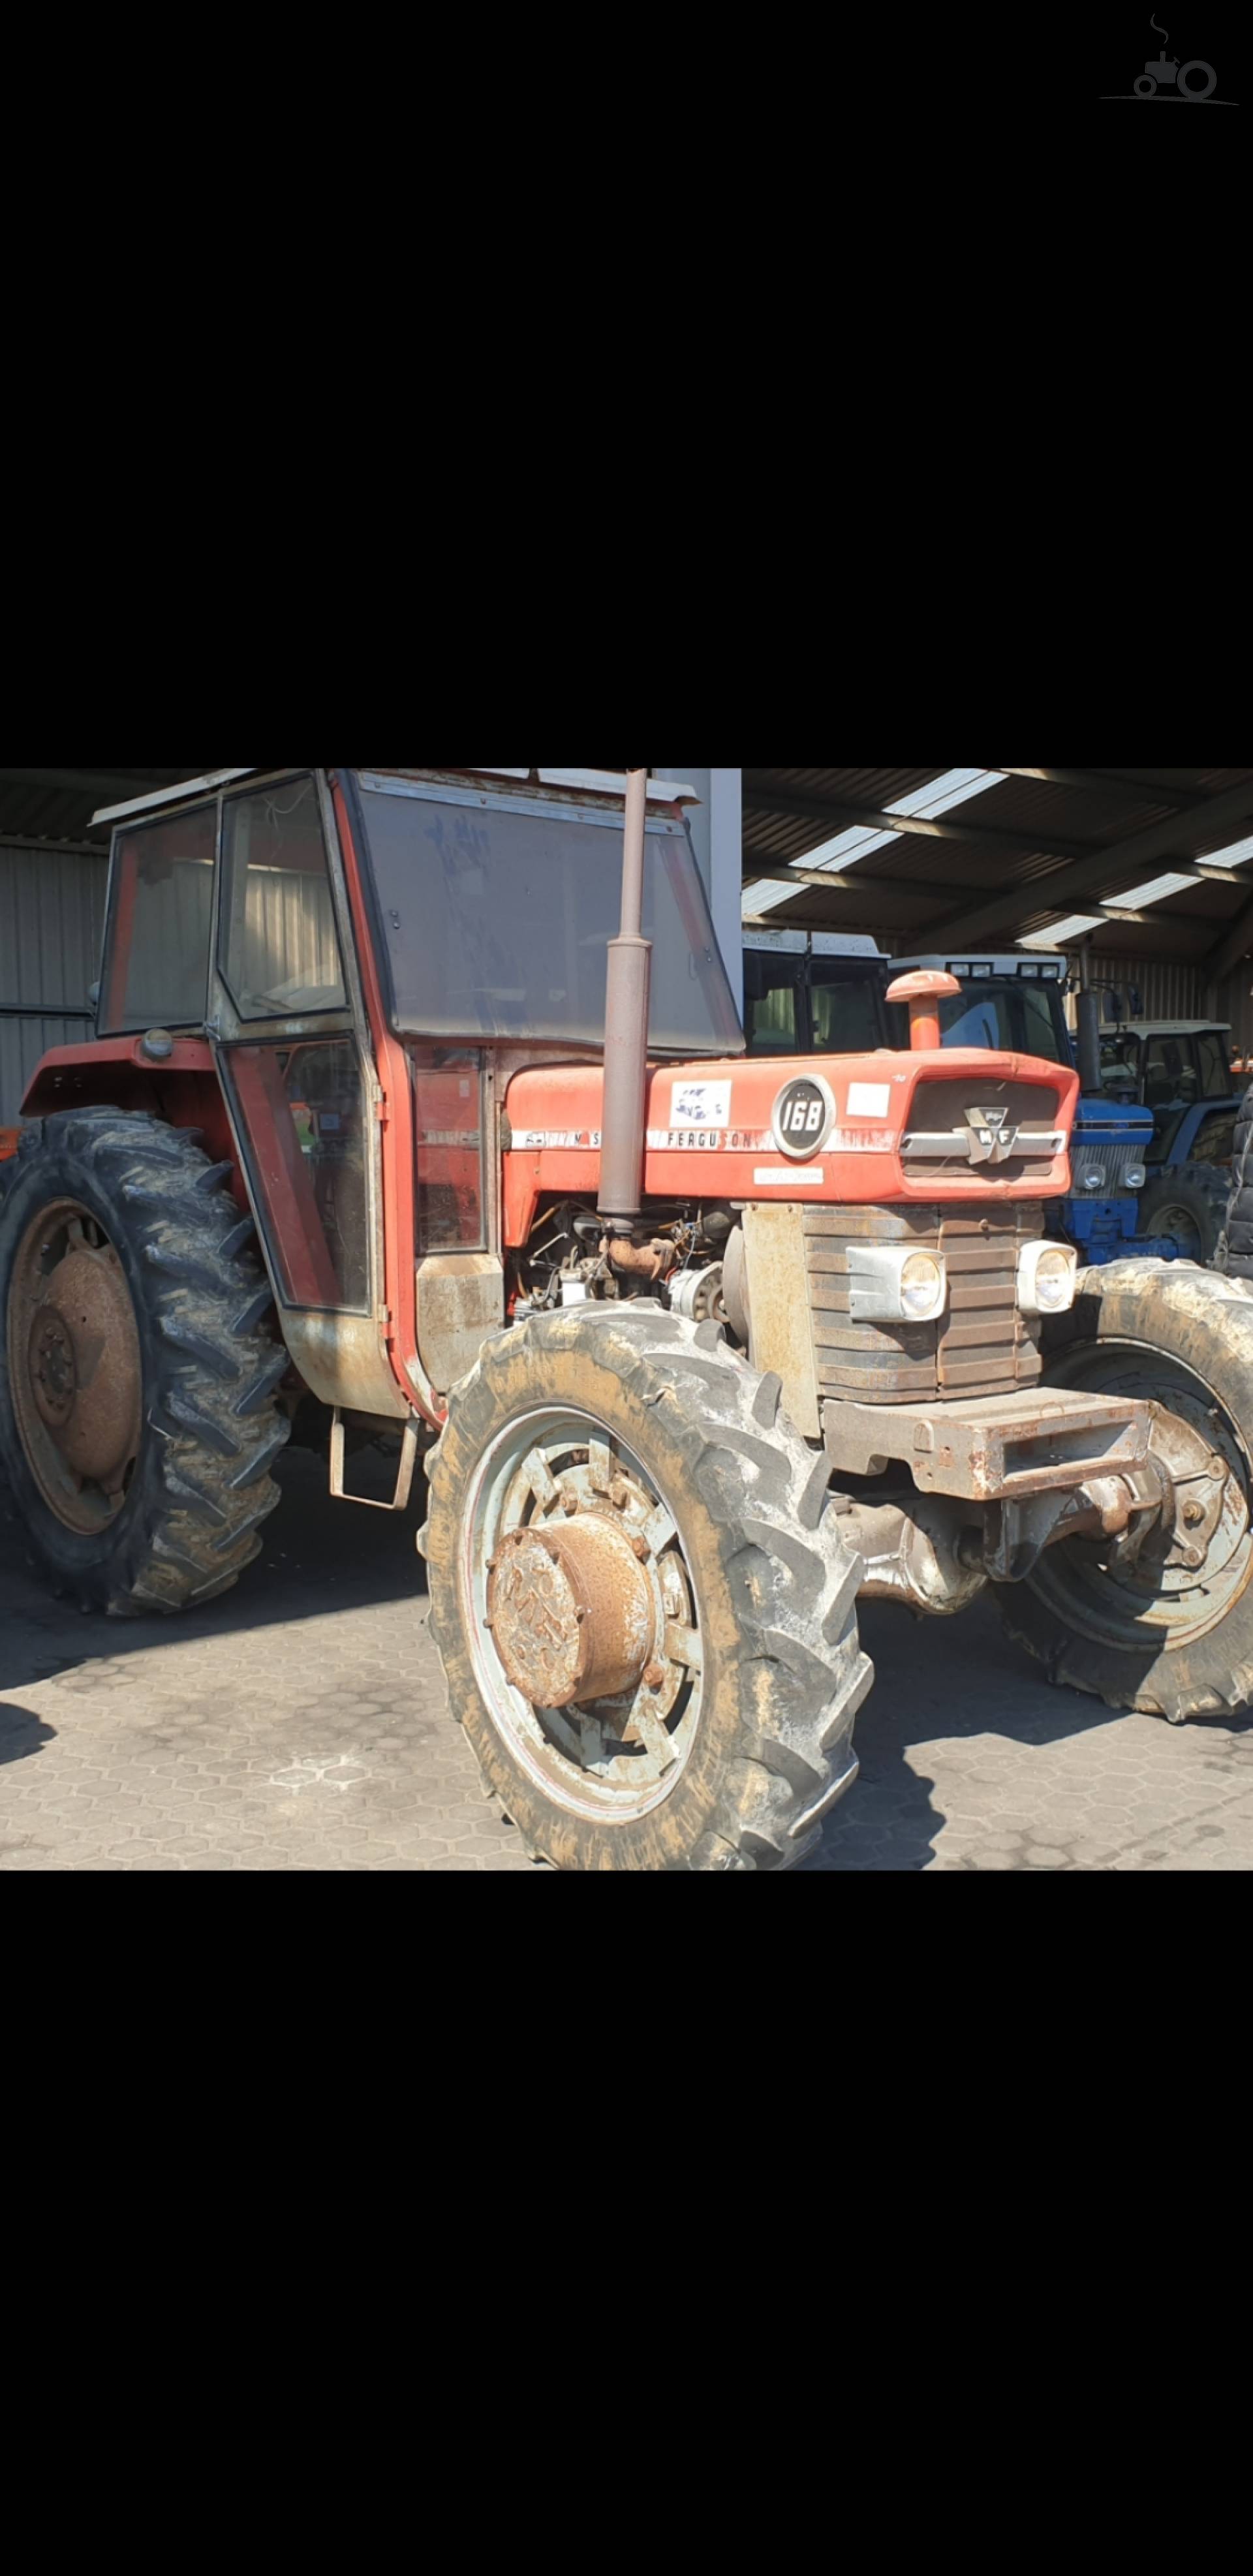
[1081,1170,1103,1190]
[848,1245,948,1322]
[1017,1239,1077,1316]
[901,1252,946,1318]
[1123,1165,1147,1190]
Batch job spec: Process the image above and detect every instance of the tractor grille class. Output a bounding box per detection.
[803,1202,1045,1404]
[901,1076,1065,1183]
[1070,1138,1136,1195]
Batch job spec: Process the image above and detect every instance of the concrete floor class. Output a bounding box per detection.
[3,1446,1253,1870]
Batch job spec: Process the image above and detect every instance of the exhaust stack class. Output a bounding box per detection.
[597,768,652,1229]
[1075,951,1103,1096]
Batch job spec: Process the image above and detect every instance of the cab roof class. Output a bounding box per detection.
[1108,1019,1231,1038]
[91,766,700,829]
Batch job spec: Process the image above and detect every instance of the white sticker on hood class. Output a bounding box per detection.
[670,1078,731,1128]
[846,1081,891,1118]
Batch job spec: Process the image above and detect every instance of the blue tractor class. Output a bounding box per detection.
[1086,1012,1239,1263]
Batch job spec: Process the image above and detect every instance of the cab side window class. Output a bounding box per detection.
[220,777,347,1022]
[101,807,217,1034]
[1195,1032,1231,1099]
[743,954,801,1053]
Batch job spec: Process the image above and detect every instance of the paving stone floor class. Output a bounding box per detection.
[3,1447,1252,1870]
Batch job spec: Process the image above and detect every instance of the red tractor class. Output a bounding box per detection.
[3,765,1252,1871]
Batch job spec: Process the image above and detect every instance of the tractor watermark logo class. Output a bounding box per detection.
[1101,15,1235,101]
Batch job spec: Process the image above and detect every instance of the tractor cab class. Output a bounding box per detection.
[882,950,1074,1066]
[25,767,742,1427]
[743,930,890,1056]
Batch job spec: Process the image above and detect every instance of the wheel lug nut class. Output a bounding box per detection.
[1183,1500,1203,1525]
[643,1661,666,1691]
[631,1535,649,1560]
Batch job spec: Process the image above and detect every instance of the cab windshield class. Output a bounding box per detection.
[350,772,744,1055]
[886,974,1070,1063]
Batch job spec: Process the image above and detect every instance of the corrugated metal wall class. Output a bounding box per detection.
[1085,950,1253,1059]
[0,842,106,1125]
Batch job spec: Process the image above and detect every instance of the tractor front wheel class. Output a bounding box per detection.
[0,1109,290,1615]
[995,1261,1253,1722]
[421,1306,871,1869]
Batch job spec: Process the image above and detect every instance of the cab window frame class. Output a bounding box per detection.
[216,771,348,1028]
[98,796,221,1037]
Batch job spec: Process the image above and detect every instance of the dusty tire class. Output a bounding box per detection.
[0,1109,290,1615]
[1216,1078,1253,1280]
[421,1306,872,1870]
[994,1260,1253,1722]
[1137,1166,1227,1264]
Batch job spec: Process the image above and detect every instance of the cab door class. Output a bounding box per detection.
[208,772,407,1420]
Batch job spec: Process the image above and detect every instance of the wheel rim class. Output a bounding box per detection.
[461,1406,704,1823]
[1150,1204,1202,1258]
[1027,1341,1253,1651]
[7,1198,143,1534]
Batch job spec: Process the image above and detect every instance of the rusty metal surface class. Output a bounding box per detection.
[604,1235,673,1281]
[8,1199,142,1532]
[465,1408,704,1819]
[823,1382,1151,1500]
[416,1252,504,1395]
[835,1495,986,1615]
[741,1200,822,1437]
[487,1511,656,1707]
[279,1311,411,1420]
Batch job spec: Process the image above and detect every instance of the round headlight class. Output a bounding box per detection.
[900,1252,945,1319]
[1032,1249,1074,1310]
[1123,1166,1147,1190]
[1082,1170,1103,1190]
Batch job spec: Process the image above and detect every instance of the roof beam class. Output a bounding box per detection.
[1203,893,1253,982]
[993,767,1203,811]
[923,777,1253,947]
[741,863,955,901]
[743,783,1096,862]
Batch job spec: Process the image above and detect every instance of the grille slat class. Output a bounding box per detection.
[803,1201,1044,1404]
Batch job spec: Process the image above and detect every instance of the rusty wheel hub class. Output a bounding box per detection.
[467,1408,704,1823]
[487,1513,656,1707]
[1034,1347,1253,1648]
[8,1200,143,1532]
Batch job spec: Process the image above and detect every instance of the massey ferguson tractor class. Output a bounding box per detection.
[3,765,1253,1873]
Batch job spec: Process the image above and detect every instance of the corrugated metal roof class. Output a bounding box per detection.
[741,766,1253,969]
[0,769,217,845]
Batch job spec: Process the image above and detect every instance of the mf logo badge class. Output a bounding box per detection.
[966,1106,1019,1164]
[773,1073,835,1160]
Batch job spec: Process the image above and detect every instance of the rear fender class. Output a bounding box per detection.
[20,1039,241,1186]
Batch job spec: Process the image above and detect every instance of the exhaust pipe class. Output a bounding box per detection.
[1075,952,1103,1096]
[597,768,652,1230]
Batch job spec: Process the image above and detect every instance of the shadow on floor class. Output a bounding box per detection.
[1,1447,430,1701]
[0,1703,55,1767]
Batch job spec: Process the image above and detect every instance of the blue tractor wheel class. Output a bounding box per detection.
[1137,1168,1227,1265]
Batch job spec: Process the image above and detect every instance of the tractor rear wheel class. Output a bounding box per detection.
[0,1109,290,1615]
[995,1260,1253,1722]
[1137,1165,1226,1264]
[420,1305,872,1869]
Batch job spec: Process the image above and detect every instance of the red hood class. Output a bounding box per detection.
[503,1049,1078,1245]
